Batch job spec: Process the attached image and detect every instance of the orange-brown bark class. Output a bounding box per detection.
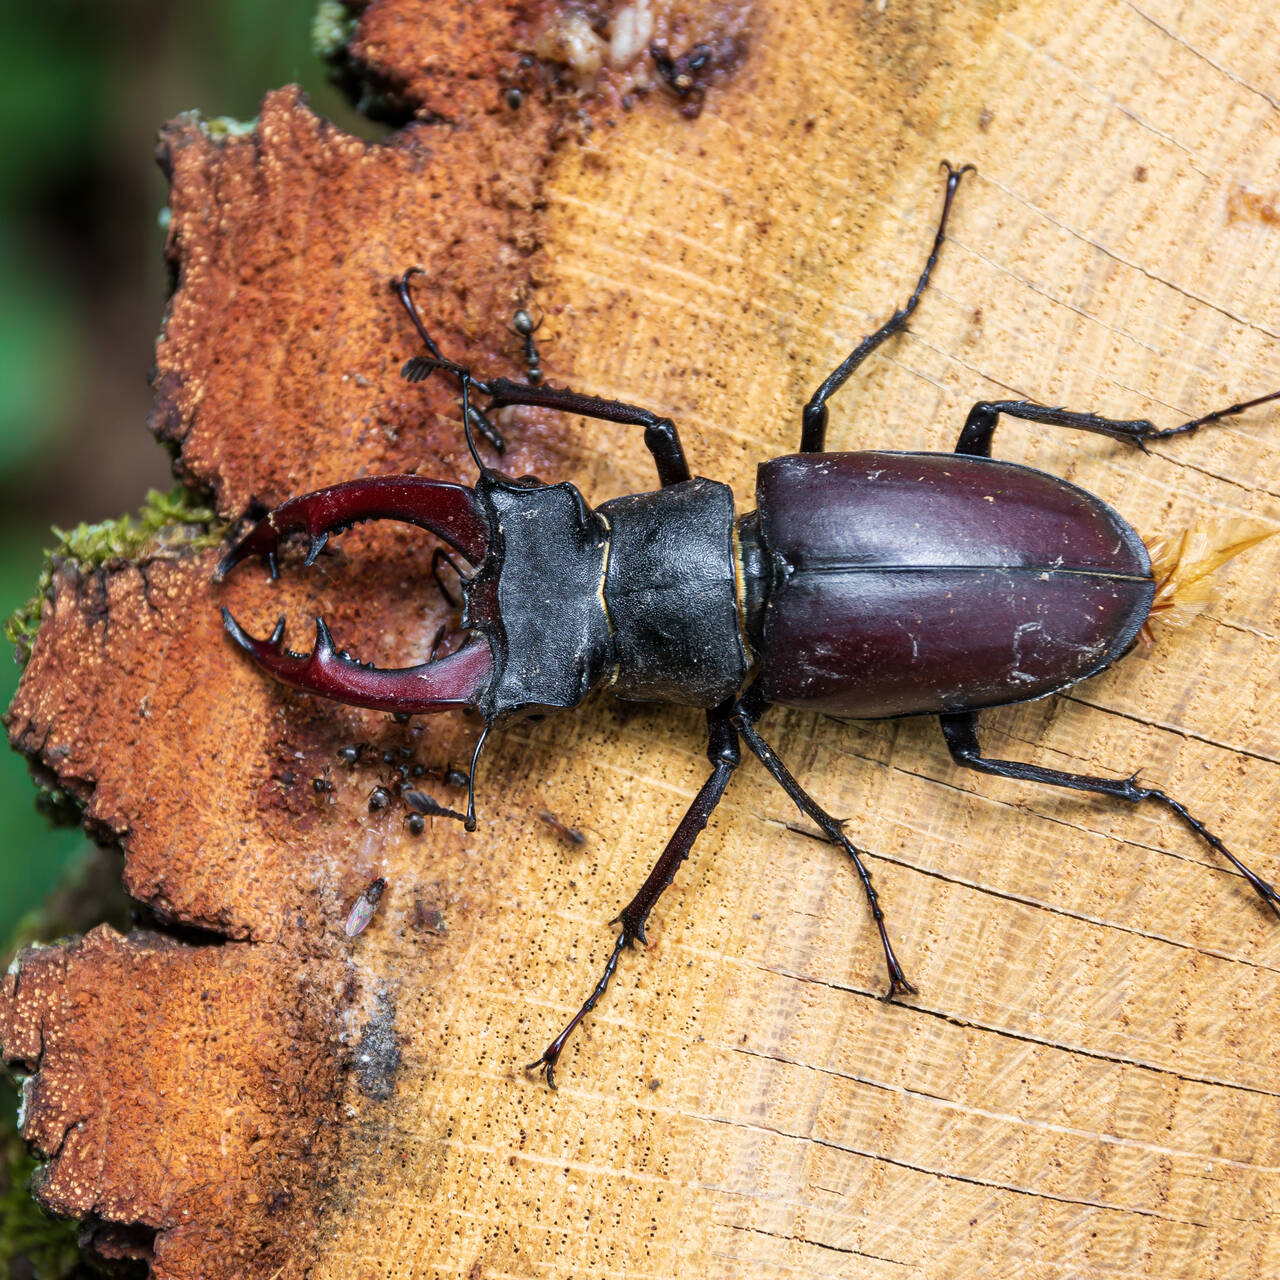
[5,2,1280,1277]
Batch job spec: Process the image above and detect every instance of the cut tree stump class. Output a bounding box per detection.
[4,2,1280,1277]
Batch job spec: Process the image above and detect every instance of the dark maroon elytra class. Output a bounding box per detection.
[218,166,1280,1089]
[752,451,1152,718]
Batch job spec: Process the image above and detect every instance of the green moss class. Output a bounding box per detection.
[0,849,135,1274]
[0,851,136,1278]
[200,114,258,140]
[0,1083,83,1278]
[312,0,358,60]
[4,486,222,665]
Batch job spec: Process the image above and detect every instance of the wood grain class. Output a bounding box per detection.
[4,1,1279,1277]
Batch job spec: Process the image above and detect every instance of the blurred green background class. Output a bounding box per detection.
[0,2,372,955]
[0,7,383,1270]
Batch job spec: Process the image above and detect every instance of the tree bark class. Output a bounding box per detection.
[3,2,1279,1277]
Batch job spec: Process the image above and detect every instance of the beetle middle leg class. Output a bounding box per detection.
[939,710,1280,915]
[731,690,916,998]
[954,392,1280,458]
[800,161,973,454]
[527,702,740,1088]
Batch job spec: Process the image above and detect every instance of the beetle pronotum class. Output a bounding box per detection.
[219,165,1278,1087]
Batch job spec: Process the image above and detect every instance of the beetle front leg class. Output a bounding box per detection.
[398,268,692,486]
[940,711,1280,916]
[955,392,1280,459]
[526,704,740,1088]
[800,162,972,453]
[395,269,506,454]
[483,378,692,487]
[731,690,916,999]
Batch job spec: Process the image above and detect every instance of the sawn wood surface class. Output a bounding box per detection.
[2,2,1278,1277]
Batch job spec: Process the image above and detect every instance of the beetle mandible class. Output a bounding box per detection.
[218,164,1280,1087]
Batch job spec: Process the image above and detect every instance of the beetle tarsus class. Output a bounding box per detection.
[527,706,741,1085]
[526,930,630,1090]
[1139,784,1280,918]
[884,971,918,1002]
[732,707,915,1001]
[395,271,506,454]
[799,161,973,452]
[879,931,917,1000]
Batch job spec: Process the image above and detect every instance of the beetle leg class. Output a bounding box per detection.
[397,267,691,485]
[221,609,495,718]
[940,710,1280,917]
[216,476,490,581]
[800,161,973,454]
[395,269,506,454]
[482,378,692,488]
[954,392,1280,459]
[430,548,467,609]
[731,697,917,1000]
[526,704,740,1088]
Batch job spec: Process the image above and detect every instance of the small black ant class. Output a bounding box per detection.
[510,309,543,385]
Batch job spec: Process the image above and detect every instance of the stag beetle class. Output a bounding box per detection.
[219,165,1280,1087]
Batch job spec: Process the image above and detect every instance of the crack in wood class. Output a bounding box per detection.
[750,958,1280,1099]
[725,1042,1280,1173]
[699,1112,1216,1227]
[722,1221,911,1268]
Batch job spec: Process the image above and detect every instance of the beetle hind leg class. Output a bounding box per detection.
[954,392,1280,459]
[940,710,1280,917]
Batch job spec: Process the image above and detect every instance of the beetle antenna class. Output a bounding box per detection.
[458,365,499,481]
[463,721,492,832]
[394,269,507,460]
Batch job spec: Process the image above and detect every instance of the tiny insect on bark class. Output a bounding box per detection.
[345,876,387,938]
[510,308,543,385]
[538,810,586,846]
[217,164,1280,1088]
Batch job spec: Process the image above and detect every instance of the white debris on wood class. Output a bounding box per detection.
[610,1,654,68]
[535,3,660,90]
[535,11,608,87]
